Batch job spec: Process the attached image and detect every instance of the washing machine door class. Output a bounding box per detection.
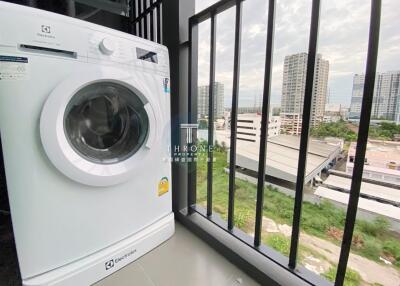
[40,68,159,186]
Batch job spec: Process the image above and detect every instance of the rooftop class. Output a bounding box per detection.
[323,175,400,205]
[348,140,400,171]
[234,135,340,183]
[315,186,400,222]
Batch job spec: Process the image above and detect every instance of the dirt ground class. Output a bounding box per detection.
[263,217,400,286]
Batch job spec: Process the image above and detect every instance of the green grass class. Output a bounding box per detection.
[195,142,400,269]
[383,239,400,267]
[323,266,361,286]
[264,234,291,256]
[264,233,338,276]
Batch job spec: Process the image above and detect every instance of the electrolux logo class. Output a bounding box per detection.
[104,249,137,271]
[105,259,114,270]
[37,25,55,39]
[41,25,51,33]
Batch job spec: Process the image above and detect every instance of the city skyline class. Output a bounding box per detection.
[196,0,399,108]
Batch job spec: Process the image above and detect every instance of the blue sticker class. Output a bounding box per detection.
[163,78,170,93]
[0,55,28,63]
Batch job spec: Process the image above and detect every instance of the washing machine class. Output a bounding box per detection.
[0,2,174,285]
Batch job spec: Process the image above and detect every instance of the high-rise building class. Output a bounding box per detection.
[280,53,329,135]
[396,96,400,125]
[349,71,400,121]
[198,82,224,119]
[349,74,364,119]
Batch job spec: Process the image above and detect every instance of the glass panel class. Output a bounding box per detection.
[297,0,372,282]
[259,0,312,258]
[195,0,220,13]
[196,19,211,209]
[295,1,400,285]
[210,7,234,222]
[349,1,400,285]
[64,82,149,164]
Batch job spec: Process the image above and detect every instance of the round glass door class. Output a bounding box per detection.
[64,82,149,164]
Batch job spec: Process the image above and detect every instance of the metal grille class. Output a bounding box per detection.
[187,0,382,285]
[129,0,163,43]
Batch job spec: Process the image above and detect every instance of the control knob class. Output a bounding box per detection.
[99,38,115,55]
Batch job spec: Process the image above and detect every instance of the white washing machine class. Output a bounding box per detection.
[0,2,174,285]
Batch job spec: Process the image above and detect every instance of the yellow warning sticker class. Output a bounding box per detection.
[158,177,169,196]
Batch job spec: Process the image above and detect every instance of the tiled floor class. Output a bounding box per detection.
[95,222,260,286]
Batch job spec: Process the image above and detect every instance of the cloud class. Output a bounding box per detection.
[195,0,400,107]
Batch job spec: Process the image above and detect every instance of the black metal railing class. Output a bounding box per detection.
[335,1,381,284]
[289,0,321,269]
[227,0,243,231]
[129,0,162,43]
[254,0,275,247]
[186,0,382,285]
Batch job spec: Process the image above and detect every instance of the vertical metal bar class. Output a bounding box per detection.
[130,0,137,35]
[288,0,321,268]
[160,2,163,43]
[143,0,148,39]
[253,0,276,247]
[335,1,381,285]
[227,0,243,231]
[188,21,199,215]
[156,2,161,43]
[66,0,76,17]
[138,0,142,37]
[26,0,38,7]
[135,0,138,36]
[207,14,217,217]
[150,0,155,41]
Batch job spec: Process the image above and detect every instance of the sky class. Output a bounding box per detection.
[195,0,400,108]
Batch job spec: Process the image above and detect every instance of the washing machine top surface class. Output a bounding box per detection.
[0,1,169,76]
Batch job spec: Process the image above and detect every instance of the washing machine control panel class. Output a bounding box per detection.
[88,32,168,74]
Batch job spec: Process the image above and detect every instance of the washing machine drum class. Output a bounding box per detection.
[40,71,158,187]
[64,82,149,165]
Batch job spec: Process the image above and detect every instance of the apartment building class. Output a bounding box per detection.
[349,71,400,121]
[280,53,329,135]
[198,82,225,119]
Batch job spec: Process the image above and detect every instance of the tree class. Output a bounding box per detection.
[368,122,400,140]
[310,120,357,141]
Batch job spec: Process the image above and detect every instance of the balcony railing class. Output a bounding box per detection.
[183,0,383,286]
[129,0,163,43]
[0,0,388,285]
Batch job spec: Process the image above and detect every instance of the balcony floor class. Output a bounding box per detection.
[95,222,260,286]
